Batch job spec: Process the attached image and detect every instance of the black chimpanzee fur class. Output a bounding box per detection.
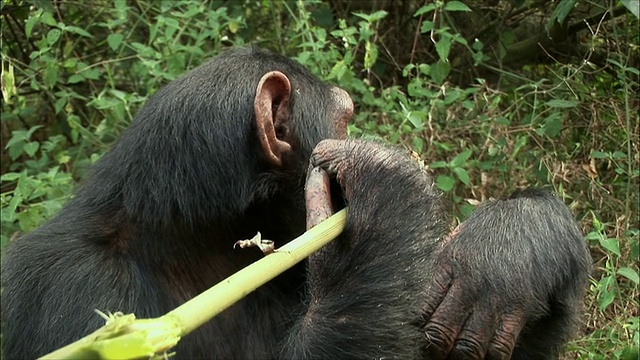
[1,47,591,359]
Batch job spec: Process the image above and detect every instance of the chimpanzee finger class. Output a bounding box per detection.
[485,311,526,360]
[422,263,453,320]
[422,281,470,359]
[305,167,335,230]
[310,139,349,177]
[448,307,498,360]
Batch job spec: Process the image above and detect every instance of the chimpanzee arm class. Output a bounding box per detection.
[283,139,448,359]
[0,203,175,359]
[422,189,592,359]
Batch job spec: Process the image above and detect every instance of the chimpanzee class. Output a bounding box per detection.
[1,46,591,359]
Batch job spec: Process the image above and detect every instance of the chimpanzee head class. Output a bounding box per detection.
[79,47,353,229]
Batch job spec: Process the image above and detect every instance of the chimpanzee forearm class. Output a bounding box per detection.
[283,140,447,359]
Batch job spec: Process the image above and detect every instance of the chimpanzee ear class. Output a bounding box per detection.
[254,71,293,167]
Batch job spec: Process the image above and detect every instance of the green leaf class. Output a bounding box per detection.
[44,62,58,88]
[496,117,510,126]
[107,33,123,51]
[443,89,462,105]
[8,144,23,160]
[1,172,22,182]
[590,151,609,159]
[328,60,347,81]
[412,137,425,153]
[367,10,388,22]
[27,125,43,138]
[46,29,61,45]
[444,1,471,12]
[79,68,101,80]
[429,161,448,169]
[407,78,427,97]
[597,276,615,311]
[548,0,577,27]
[414,4,437,16]
[585,231,601,242]
[2,62,16,104]
[54,97,67,114]
[25,11,42,38]
[363,41,378,70]
[617,267,639,284]
[472,38,484,51]
[451,149,472,167]
[164,22,179,39]
[542,113,563,137]
[109,89,127,100]
[64,26,93,38]
[436,175,455,192]
[407,111,426,128]
[599,237,621,257]
[114,0,128,12]
[63,58,78,68]
[546,99,579,108]
[622,0,640,18]
[452,167,470,185]
[68,74,84,84]
[402,64,416,77]
[353,10,388,23]
[430,60,450,84]
[420,20,435,33]
[435,35,452,61]
[23,142,39,157]
[418,64,430,75]
[452,34,467,45]
[40,12,57,26]
[131,42,157,58]
[619,346,640,360]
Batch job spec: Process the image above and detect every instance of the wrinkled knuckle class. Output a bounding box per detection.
[488,336,513,359]
[423,322,455,353]
[421,299,438,320]
[453,336,485,359]
[421,289,447,320]
[309,151,325,168]
[310,154,344,174]
[501,312,523,329]
[311,139,339,160]
[432,269,453,292]
[315,138,340,149]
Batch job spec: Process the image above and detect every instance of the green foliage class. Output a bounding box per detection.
[547,0,578,29]
[1,0,638,357]
[586,217,639,311]
[1,0,253,244]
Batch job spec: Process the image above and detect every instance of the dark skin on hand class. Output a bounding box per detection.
[2,47,591,360]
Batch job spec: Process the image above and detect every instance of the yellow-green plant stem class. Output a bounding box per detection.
[38,209,348,359]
